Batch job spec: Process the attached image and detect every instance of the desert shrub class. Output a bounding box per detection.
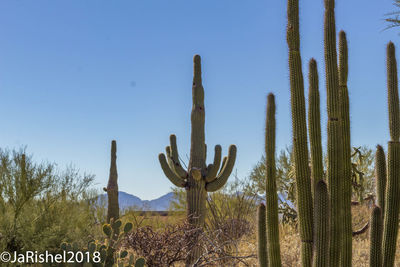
[125,220,202,267]
[0,148,101,253]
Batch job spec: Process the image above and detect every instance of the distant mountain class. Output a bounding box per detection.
[98,191,175,211]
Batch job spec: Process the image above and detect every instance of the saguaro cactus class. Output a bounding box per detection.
[105,140,119,226]
[370,206,383,267]
[158,55,237,265]
[313,180,329,267]
[257,203,268,267]
[286,0,314,265]
[308,58,323,197]
[382,42,400,267]
[338,30,352,266]
[375,145,386,213]
[265,93,282,266]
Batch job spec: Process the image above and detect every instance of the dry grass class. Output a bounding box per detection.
[122,205,400,266]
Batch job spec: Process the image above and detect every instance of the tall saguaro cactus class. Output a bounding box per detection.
[105,140,119,225]
[158,55,237,265]
[265,93,282,266]
[382,42,400,267]
[338,30,352,266]
[286,0,314,265]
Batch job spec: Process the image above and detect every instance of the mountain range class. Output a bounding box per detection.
[98,191,175,211]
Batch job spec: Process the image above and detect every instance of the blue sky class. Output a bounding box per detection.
[0,0,397,199]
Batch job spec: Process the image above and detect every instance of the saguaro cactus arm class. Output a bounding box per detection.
[205,145,237,192]
[158,153,186,188]
[205,145,222,182]
[169,135,188,178]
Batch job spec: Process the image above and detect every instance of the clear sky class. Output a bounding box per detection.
[0,0,397,200]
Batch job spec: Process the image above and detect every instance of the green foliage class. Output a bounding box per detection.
[0,148,99,253]
[351,146,375,203]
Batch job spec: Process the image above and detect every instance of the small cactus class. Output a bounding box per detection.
[312,180,329,267]
[370,206,383,267]
[375,145,386,213]
[257,203,267,267]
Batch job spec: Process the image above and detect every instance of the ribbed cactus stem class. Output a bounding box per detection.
[382,42,400,267]
[106,140,119,225]
[308,58,323,197]
[324,0,343,265]
[313,180,329,267]
[257,203,268,267]
[265,93,281,266]
[387,42,400,141]
[370,206,383,267]
[375,145,386,213]
[158,55,236,266]
[287,0,314,265]
[339,30,352,266]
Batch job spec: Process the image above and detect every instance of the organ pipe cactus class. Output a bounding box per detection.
[286,0,314,265]
[265,93,282,266]
[158,55,237,265]
[339,30,352,266]
[257,203,268,267]
[370,206,383,267]
[382,42,400,267]
[323,0,344,265]
[375,145,386,213]
[308,58,323,197]
[104,140,120,238]
[312,180,329,267]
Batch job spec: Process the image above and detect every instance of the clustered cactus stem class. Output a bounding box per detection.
[264,93,282,266]
[286,0,314,265]
[338,30,352,266]
[308,58,323,198]
[257,203,268,267]
[375,145,386,214]
[370,206,383,267]
[323,0,345,265]
[313,180,329,267]
[382,42,400,267]
[158,55,237,265]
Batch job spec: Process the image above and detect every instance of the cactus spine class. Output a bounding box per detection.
[286,0,314,265]
[106,140,119,229]
[265,93,282,266]
[339,30,352,266]
[257,203,268,267]
[158,55,237,265]
[313,180,329,267]
[370,206,383,267]
[308,58,323,197]
[375,145,386,213]
[382,42,400,267]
